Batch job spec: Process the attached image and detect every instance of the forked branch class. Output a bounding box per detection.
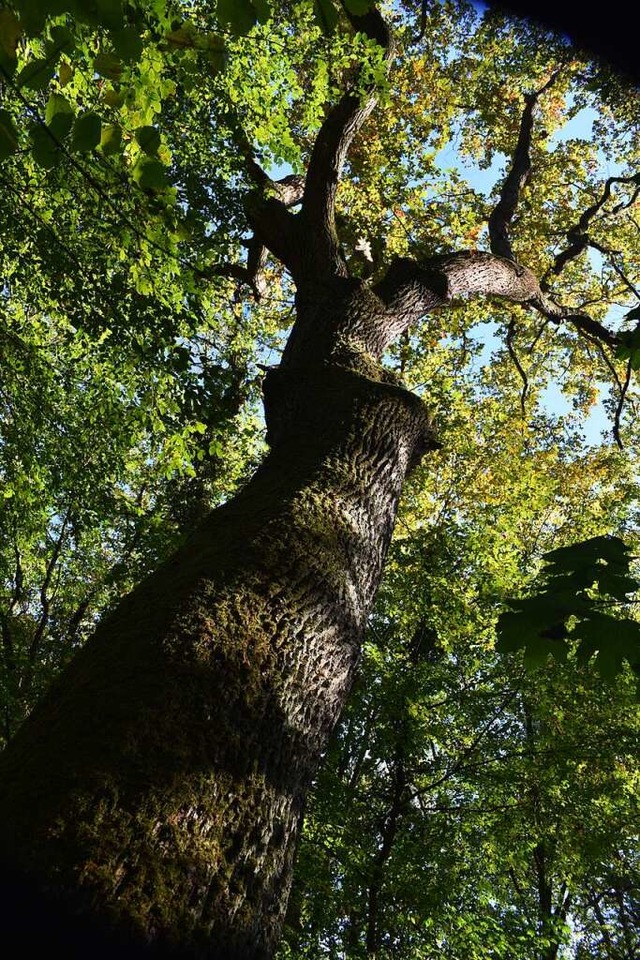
[221,103,306,273]
[220,4,393,281]
[542,172,640,285]
[197,170,304,297]
[529,292,619,347]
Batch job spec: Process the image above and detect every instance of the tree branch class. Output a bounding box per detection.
[506,319,529,414]
[195,174,304,298]
[26,514,70,682]
[300,2,393,274]
[529,290,619,347]
[543,172,640,286]
[374,252,546,349]
[373,250,619,359]
[221,103,306,271]
[489,71,563,261]
[613,357,632,449]
[197,238,269,300]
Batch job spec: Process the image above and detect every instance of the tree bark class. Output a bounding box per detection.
[0,284,435,959]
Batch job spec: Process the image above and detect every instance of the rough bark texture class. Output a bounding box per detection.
[0,283,435,960]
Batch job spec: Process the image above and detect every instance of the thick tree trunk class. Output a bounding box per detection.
[0,287,434,959]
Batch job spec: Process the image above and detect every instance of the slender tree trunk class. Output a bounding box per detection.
[0,286,434,959]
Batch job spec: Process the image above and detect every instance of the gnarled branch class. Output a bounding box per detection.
[374,250,618,353]
[197,174,305,298]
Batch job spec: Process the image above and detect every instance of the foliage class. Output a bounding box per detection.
[497,535,640,683]
[0,0,639,955]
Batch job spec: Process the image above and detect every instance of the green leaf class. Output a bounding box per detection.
[18,59,56,90]
[29,124,60,169]
[133,157,169,191]
[165,23,197,49]
[617,346,640,371]
[71,112,101,152]
[110,25,143,63]
[74,0,124,30]
[93,51,123,80]
[58,61,73,86]
[45,93,74,139]
[615,326,640,367]
[0,109,18,162]
[103,87,125,107]
[48,112,74,141]
[45,94,71,124]
[497,536,640,682]
[543,535,631,572]
[343,0,372,14]
[47,24,74,55]
[95,0,124,27]
[135,125,160,156]
[100,122,122,155]
[9,0,54,35]
[252,0,271,23]
[0,9,22,60]
[199,33,226,73]
[217,0,257,34]
[496,604,568,653]
[313,0,339,34]
[0,46,17,79]
[575,614,640,678]
[592,569,639,601]
[522,634,568,669]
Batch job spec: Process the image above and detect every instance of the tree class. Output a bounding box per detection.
[0,1,639,958]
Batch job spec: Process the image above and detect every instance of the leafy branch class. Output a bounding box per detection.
[497,535,640,686]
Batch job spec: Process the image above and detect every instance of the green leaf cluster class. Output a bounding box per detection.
[497,535,640,682]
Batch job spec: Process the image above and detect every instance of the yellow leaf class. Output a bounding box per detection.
[59,61,73,87]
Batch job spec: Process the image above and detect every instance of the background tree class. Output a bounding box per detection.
[0,1,638,958]
[280,398,640,958]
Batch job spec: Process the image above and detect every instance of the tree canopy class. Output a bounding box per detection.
[0,1,639,957]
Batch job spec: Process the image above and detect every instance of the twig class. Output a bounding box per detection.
[506,318,529,415]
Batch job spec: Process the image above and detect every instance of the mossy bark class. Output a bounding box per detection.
[0,287,435,960]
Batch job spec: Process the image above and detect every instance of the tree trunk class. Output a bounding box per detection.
[0,286,434,959]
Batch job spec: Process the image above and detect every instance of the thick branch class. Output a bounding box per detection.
[224,106,304,269]
[374,250,619,352]
[301,3,393,273]
[375,252,543,344]
[489,72,562,260]
[196,176,304,297]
